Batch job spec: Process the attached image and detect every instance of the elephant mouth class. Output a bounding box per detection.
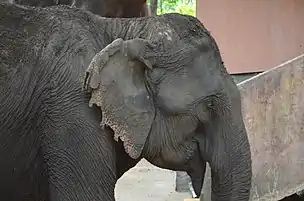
[186,140,206,198]
[149,134,205,198]
[183,109,210,197]
[141,117,206,198]
[185,122,209,198]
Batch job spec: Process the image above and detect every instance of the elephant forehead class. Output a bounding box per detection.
[148,22,177,43]
[155,54,223,113]
[157,30,173,41]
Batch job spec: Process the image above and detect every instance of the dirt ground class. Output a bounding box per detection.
[115,159,192,201]
[115,159,303,201]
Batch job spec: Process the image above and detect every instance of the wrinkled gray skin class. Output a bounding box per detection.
[7,0,149,185]
[0,3,252,201]
[8,0,150,184]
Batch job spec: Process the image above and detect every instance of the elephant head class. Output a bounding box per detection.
[84,13,252,200]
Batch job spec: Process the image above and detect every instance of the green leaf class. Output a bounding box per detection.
[156,0,196,16]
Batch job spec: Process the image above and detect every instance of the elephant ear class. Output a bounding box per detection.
[83,38,156,159]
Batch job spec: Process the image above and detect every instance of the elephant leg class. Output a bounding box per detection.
[43,103,116,201]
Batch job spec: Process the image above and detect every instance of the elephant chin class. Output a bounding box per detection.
[144,142,206,198]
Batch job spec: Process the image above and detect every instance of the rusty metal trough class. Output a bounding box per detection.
[200,54,304,201]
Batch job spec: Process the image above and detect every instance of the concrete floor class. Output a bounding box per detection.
[115,159,304,201]
[115,159,192,201]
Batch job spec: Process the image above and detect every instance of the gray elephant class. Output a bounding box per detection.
[0,2,252,201]
[7,0,150,182]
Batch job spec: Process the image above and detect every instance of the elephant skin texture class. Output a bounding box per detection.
[0,3,252,201]
[7,0,150,18]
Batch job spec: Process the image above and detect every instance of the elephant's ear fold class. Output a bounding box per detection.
[84,38,156,159]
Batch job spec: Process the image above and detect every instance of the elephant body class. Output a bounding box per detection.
[0,2,252,201]
[0,4,138,200]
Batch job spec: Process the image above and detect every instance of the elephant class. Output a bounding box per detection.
[0,2,252,201]
[6,0,150,180]
[9,0,150,17]
[5,0,150,185]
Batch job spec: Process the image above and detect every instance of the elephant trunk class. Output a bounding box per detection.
[213,124,252,201]
[230,131,252,200]
[196,97,252,201]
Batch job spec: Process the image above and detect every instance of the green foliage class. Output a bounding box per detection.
[174,2,195,16]
[147,0,196,16]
